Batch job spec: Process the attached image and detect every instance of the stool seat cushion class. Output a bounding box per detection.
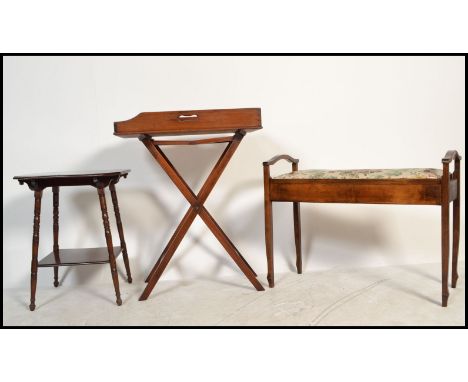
[274,168,443,180]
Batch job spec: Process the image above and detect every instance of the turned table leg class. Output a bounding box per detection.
[109,183,132,283]
[97,187,122,306]
[52,186,60,287]
[30,190,43,311]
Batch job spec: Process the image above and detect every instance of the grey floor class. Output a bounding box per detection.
[3,261,465,326]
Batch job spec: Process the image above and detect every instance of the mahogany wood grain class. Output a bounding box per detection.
[114,108,262,137]
[139,130,264,300]
[115,108,264,300]
[14,170,132,310]
[263,150,462,307]
[270,180,442,205]
[151,136,234,146]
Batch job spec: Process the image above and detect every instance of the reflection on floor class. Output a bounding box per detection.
[3,261,464,326]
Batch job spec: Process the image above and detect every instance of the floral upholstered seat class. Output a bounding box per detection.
[274,168,443,180]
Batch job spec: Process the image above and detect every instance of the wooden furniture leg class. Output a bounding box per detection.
[292,161,302,274]
[263,155,300,288]
[293,202,302,274]
[52,186,60,287]
[97,187,122,306]
[441,152,462,306]
[141,208,198,299]
[451,159,461,288]
[15,170,131,310]
[265,151,461,307]
[144,208,195,283]
[197,206,262,289]
[30,190,43,311]
[139,131,264,300]
[142,203,259,285]
[143,205,260,284]
[441,215,450,307]
[109,183,132,283]
[441,194,450,307]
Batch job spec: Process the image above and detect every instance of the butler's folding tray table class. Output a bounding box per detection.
[114,108,265,300]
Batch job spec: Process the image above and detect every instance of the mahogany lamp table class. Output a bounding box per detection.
[14,170,132,310]
[114,108,265,300]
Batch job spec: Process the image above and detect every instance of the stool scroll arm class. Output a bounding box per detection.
[442,150,462,164]
[263,154,299,167]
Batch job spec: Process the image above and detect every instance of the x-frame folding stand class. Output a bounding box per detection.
[113,108,264,300]
[138,130,264,300]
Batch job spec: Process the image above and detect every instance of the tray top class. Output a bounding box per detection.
[13,169,130,181]
[114,108,262,137]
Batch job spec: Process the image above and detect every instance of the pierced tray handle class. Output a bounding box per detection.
[178,114,198,121]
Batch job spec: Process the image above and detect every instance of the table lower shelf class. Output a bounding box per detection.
[38,247,121,267]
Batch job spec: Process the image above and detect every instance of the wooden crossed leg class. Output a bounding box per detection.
[139,130,264,301]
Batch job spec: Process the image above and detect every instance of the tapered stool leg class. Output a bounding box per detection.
[293,202,302,274]
[265,200,274,288]
[52,186,60,287]
[451,163,461,288]
[451,201,460,289]
[97,187,122,306]
[30,190,43,311]
[109,183,132,283]
[441,167,450,307]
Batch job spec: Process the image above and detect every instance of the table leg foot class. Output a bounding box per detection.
[442,294,449,307]
[53,267,59,287]
[267,274,274,288]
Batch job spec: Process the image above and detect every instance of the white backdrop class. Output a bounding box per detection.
[3,56,465,289]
